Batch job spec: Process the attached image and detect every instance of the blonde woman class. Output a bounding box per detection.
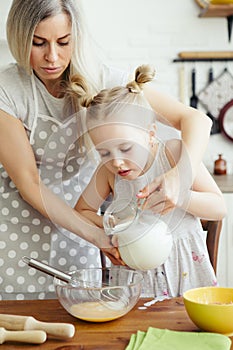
[0,0,212,299]
[75,65,226,297]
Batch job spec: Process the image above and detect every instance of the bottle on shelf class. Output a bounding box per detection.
[214,154,227,175]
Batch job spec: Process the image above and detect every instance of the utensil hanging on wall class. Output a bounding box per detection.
[190,68,198,108]
[206,67,220,135]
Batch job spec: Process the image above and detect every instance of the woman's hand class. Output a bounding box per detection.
[99,234,126,266]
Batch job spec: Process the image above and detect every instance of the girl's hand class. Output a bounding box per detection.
[137,166,189,215]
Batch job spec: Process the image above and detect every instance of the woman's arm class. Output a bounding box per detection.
[139,85,212,213]
[0,110,121,263]
[164,139,227,220]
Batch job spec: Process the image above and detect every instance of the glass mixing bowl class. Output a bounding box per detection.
[54,267,143,322]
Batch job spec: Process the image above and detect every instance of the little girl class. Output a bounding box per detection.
[75,65,226,298]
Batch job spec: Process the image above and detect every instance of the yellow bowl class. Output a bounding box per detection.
[183,287,233,335]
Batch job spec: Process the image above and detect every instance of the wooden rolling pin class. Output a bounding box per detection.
[0,314,75,339]
[0,327,46,344]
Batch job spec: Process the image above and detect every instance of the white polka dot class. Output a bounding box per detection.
[0,224,8,232]
[12,200,19,208]
[60,136,66,144]
[46,158,54,163]
[10,233,18,241]
[5,285,14,293]
[58,152,66,159]
[51,125,58,132]
[28,285,36,292]
[74,184,82,192]
[49,141,57,150]
[1,171,8,178]
[32,218,41,225]
[66,165,74,173]
[43,178,50,185]
[0,241,6,249]
[9,181,16,189]
[2,207,9,215]
[6,267,14,276]
[65,193,73,201]
[38,293,46,300]
[17,276,25,284]
[36,148,44,156]
[22,226,30,233]
[0,259,4,266]
[2,193,9,199]
[84,176,91,184]
[21,210,30,218]
[51,250,56,258]
[89,248,96,256]
[55,172,62,179]
[56,162,64,167]
[59,241,67,249]
[53,187,61,194]
[8,250,16,258]
[38,276,46,285]
[0,186,4,193]
[52,234,58,241]
[80,256,87,264]
[63,180,71,186]
[39,131,47,139]
[43,226,51,234]
[20,242,29,250]
[58,257,67,266]
[32,234,40,242]
[42,243,50,251]
[79,240,87,248]
[46,165,53,170]
[28,269,36,276]
[16,294,25,300]
[11,217,19,224]
[66,128,73,136]
[30,251,39,259]
[77,158,85,165]
[69,249,77,257]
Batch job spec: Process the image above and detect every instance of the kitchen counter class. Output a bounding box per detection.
[0,297,232,349]
[212,174,233,193]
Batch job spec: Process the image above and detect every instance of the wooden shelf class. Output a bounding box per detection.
[173,51,233,62]
[199,4,233,17]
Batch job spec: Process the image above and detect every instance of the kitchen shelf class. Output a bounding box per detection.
[199,4,233,17]
[173,51,233,62]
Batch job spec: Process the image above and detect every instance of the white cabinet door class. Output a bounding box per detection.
[217,194,233,287]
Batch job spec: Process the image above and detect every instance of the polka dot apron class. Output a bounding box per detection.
[0,75,101,300]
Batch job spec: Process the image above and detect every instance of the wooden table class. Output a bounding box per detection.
[0,297,232,349]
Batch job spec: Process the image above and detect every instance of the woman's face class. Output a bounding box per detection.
[90,123,153,180]
[30,13,73,95]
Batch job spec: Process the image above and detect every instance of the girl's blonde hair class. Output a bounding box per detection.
[7,0,102,106]
[82,64,156,129]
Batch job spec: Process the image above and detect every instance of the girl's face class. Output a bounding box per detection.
[30,13,73,95]
[90,123,154,180]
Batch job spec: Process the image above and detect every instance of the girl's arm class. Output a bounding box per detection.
[164,139,227,220]
[0,111,118,256]
[74,164,113,227]
[139,85,212,213]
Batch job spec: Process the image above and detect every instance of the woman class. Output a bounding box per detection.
[0,0,211,300]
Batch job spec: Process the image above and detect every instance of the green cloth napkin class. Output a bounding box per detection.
[125,327,232,350]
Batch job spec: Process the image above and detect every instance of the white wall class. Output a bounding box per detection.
[1,0,232,166]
